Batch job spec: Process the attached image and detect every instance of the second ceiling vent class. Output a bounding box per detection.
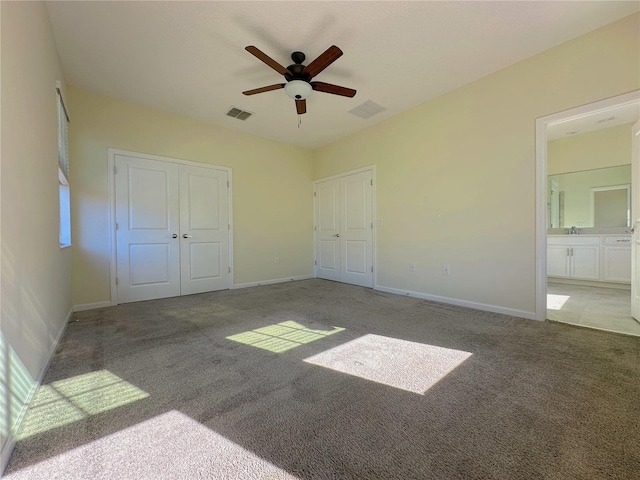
[349,100,386,120]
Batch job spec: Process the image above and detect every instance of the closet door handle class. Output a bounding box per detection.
[172,234,178,238]
[333,233,340,238]
[183,234,193,239]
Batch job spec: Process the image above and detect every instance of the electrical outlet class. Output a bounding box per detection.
[409,264,416,272]
[274,257,280,264]
[442,265,450,275]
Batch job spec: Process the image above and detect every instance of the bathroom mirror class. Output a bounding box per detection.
[548,165,631,228]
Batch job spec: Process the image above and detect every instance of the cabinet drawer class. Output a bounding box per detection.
[602,236,631,245]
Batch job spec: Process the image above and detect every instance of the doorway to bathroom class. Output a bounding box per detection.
[536,91,640,336]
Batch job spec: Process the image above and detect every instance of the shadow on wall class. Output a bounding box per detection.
[0,239,62,467]
[0,332,35,459]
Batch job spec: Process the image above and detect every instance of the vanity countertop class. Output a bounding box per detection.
[547,234,631,237]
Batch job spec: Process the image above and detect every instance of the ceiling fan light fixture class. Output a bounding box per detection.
[285,80,312,100]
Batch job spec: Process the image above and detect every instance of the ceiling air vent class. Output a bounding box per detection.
[226,107,253,121]
[349,100,387,120]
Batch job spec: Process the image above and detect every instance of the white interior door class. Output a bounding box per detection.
[341,171,373,287]
[115,152,231,304]
[316,178,341,282]
[315,169,373,287]
[631,120,640,321]
[179,164,229,295]
[115,154,181,303]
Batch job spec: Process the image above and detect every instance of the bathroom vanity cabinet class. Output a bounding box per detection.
[602,236,632,283]
[547,235,631,284]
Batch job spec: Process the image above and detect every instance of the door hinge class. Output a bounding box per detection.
[228,267,231,273]
[115,222,119,230]
[314,260,317,266]
[115,277,119,285]
[371,266,373,273]
[371,180,373,186]
[227,181,230,188]
[228,224,230,231]
[113,166,117,175]
[314,226,317,232]
[313,192,317,197]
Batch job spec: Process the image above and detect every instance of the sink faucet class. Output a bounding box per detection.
[569,226,579,235]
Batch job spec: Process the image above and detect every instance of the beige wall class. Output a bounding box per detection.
[0,1,72,467]
[313,13,640,315]
[68,87,314,306]
[548,123,634,175]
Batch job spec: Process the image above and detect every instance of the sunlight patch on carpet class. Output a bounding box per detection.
[5,410,298,479]
[227,321,345,353]
[304,334,472,394]
[547,294,570,310]
[16,370,148,439]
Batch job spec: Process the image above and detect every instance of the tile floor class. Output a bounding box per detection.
[547,282,640,336]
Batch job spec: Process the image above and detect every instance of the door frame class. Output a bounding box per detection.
[534,90,640,321]
[313,165,377,287]
[108,148,234,305]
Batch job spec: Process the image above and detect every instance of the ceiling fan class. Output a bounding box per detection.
[242,45,356,115]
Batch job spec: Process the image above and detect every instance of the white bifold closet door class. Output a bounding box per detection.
[115,154,229,304]
[315,170,373,288]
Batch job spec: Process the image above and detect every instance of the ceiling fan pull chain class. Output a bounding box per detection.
[298,115,302,128]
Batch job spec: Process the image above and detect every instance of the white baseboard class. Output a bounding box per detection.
[73,300,113,312]
[233,274,314,290]
[0,307,72,475]
[374,284,537,321]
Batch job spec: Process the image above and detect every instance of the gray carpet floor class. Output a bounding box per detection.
[5,279,640,479]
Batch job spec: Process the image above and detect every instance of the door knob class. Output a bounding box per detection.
[183,234,193,238]
[172,234,178,238]
[333,233,340,237]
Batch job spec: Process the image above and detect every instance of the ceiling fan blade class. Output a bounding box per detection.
[245,46,288,76]
[311,81,356,98]
[302,45,343,79]
[296,99,307,115]
[242,84,285,95]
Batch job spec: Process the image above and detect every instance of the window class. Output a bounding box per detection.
[57,85,71,247]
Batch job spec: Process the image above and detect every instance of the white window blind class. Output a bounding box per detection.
[56,88,70,179]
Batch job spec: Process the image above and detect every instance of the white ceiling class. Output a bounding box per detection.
[46,1,640,150]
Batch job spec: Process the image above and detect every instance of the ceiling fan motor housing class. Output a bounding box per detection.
[285,51,310,82]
